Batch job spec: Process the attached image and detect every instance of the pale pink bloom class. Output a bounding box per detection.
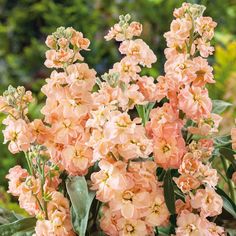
[153,136,185,169]
[51,118,82,145]
[105,22,142,41]
[60,92,92,120]
[34,217,75,236]
[128,161,158,191]
[119,39,157,68]
[57,37,69,49]
[176,210,207,236]
[188,113,222,136]
[34,220,54,236]
[3,118,33,153]
[100,206,120,236]
[178,86,212,120]
[44,49,76,68]
[196,38,214,58]
[21,176,41,195]
[91,160,133,202]
[70,30,90,50]
[117,218,148,236]
[190,187,223,217]
[231,126,236,150]
[174,175,200,193]
[197,163,218,187]
[30,119,49,144]
[197,139,214,160]
[137,76,156,102]
[153,76,171,102]
[175,196,192,215]
[45,35,56,49]
[109,188,152,219]
[103,113,136,144]
[129,22,143,37]
[173,3,190,18]
[179,152,201,175]
[87,129,115,162]
[164,54,195,85]
[110,57,140,83]
[62,142,93,176]
[147,103,180,138]
[19,190,40,216]
[6,165,28,196]
[66,63,96,92]
[49,211,74,236]
[145,189,169,227]
[202,220,225,236]
[164,18,192,47]
[196,17,217,40]
[192,57,215,86]
[47,191,69,212]
[105,23,126,41]
[41,71,67,98]
[117,125,152,161]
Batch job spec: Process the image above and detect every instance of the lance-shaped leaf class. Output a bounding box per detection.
[0,217,36,236]
[163,169,176,215]
[66,176,95,236]
[216,187,236,218]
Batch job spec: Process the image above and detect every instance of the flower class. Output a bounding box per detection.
[176,210,206,236]
[3,118,33,153]
[62,142,93,176]
[178,86,212,120]
[190,187,223,217]
[6,165,28,196]
[119,39,157,68]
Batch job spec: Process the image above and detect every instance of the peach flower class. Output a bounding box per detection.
[6,165,28,196]
[190,187,223,217]
[3,118,33,153]
[119,39,157,68]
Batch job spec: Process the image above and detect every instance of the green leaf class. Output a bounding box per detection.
[216,187,236,218]
[163,169,176,215]
[0,217,36,236]
[226,164,235,179]
[66,176,95,236]
[219,147,236,169]
[214,135,231,147]
[212,100,232,114]
[0,208,20,225]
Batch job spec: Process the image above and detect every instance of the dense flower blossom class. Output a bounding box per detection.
[0,4,228,236]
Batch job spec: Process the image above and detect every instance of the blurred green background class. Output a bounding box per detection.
[0,0,236,210]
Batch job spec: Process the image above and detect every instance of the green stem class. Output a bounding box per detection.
[24,152,34,176]
[220,156,236,203]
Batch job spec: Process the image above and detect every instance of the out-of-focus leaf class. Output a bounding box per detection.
[0,217,36,236]
[212,100,232,114]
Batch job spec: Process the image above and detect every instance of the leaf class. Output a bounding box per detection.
[212,100,232,114]
[0,208,19,225]
[226,164,235,179]
[0,217,36,236]
[163,169,176,215]
[214,135,231,147]
[216,187,236,218]
[219,147,236,169]
[66,176,95,236]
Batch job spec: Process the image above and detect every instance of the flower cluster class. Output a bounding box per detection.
[0,26,96,236]
[0,3,233,236]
